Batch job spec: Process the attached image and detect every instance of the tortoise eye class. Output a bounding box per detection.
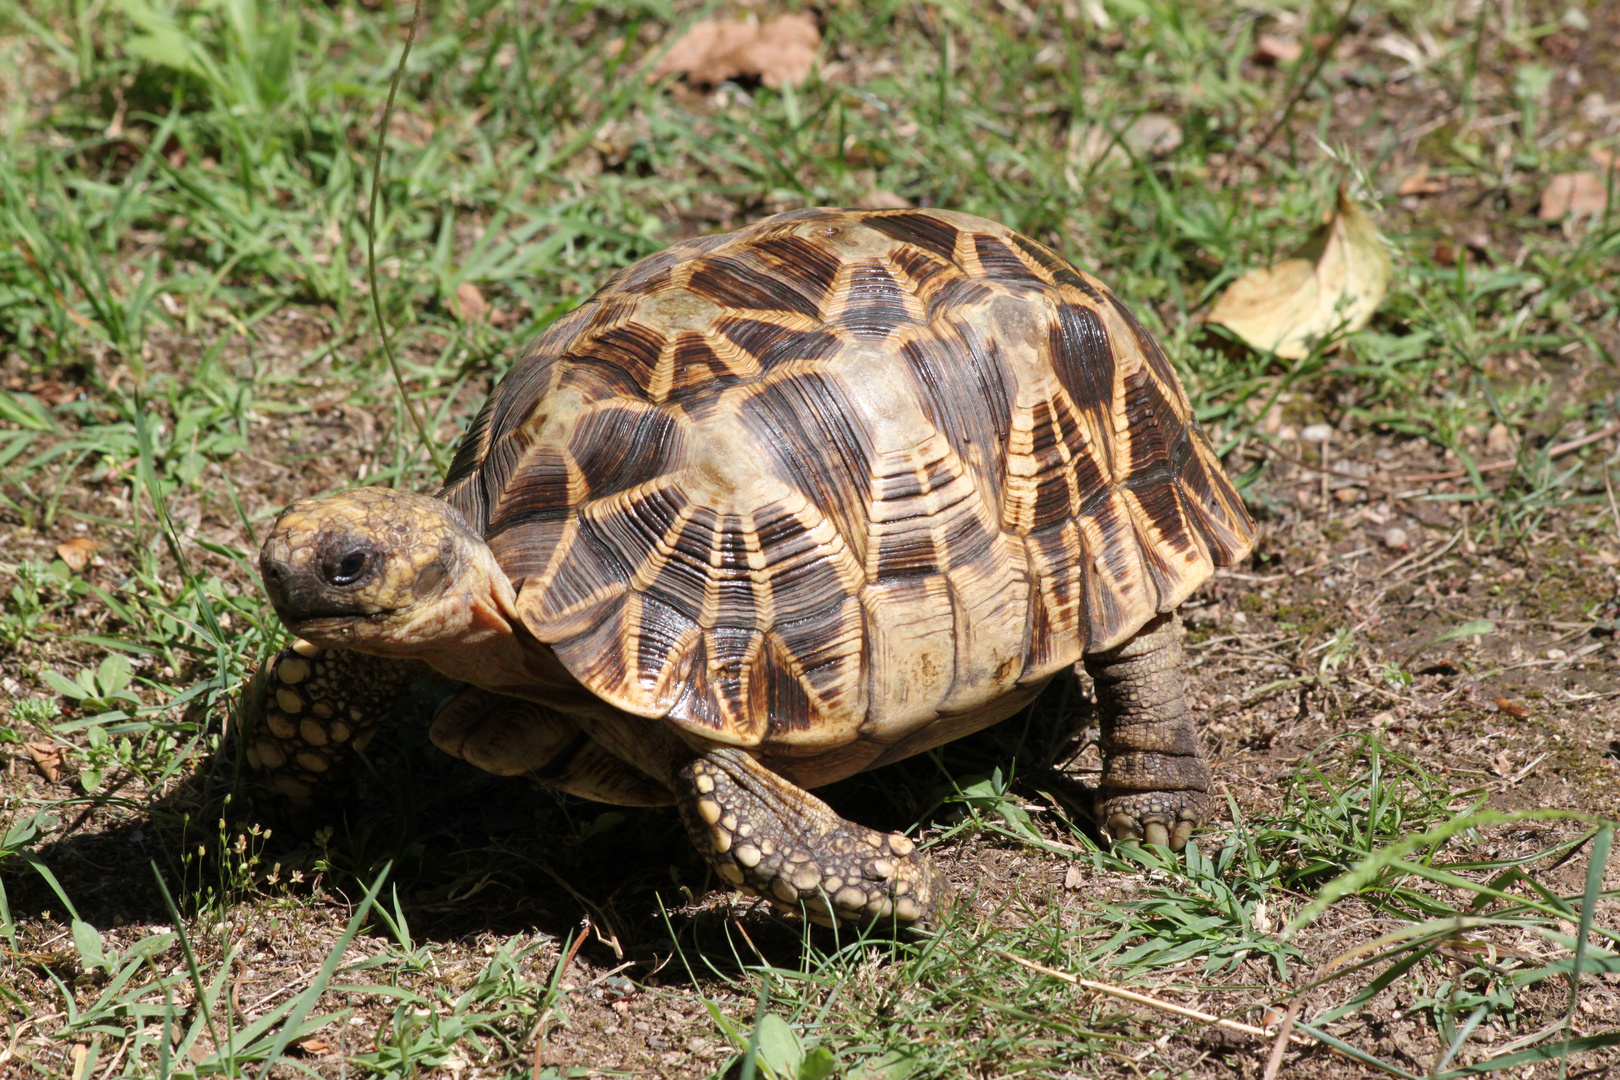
[321,546,374,588]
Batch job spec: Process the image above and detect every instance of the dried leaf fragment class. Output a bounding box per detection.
[452,282,488,323]
[653,14,820,90]
[57,537,101,572]
[297,1038,336,1055]
[1205,187,1392,359]
[1252,34,1303,65]
[1397,166,1447,196]
[1538,172,1609,219]
[1492,696,1530,719]
[25,741,64,782]
[863,190,913,210]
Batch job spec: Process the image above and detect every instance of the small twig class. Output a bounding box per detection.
[1605,470,1620,546]
[532,920,592,1080]
[1504,752,1549,787]
[1261,999,1303,1080]
[987,948,1297,1042]
[1376,525,1463,579]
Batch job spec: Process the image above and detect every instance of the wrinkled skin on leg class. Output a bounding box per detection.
[673,747,947,928]
[1085,612,1211,850]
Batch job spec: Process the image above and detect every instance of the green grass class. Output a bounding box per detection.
[3,0,1619,1076]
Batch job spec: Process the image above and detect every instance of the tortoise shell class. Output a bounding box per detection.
[437,207,1254,763]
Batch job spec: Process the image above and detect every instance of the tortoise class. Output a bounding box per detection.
[246,207,1255,927]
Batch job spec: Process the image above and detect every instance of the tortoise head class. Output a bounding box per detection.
[259,487,517,659]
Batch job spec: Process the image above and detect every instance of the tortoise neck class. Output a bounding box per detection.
[414,545,578,698]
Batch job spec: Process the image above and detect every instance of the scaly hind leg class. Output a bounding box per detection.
[429,689,674,807]
[1085,611,1211,850]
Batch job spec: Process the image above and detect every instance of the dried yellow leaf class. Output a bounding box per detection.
[1205,187,1391,359]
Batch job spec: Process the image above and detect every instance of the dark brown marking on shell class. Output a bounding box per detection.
[865,211,962,263]
[526,526,631,636]
[760,650,814,735]
[633,592,700,704]
[481,444,572,552]
[1126,472,1197,600]
[885,244,954,295]
[548,592,631,692]
[971,233,1040,284]
[1108,293,1186,410]
[574,321,666,391]
[1022,573,1063,673]
[1009,234,1107,302]
[756,514,855,624]
[679,627,767,736]
[1026,398,1086,531]
[1118,371,1209,583]
[839,258,915,340]
[873,523,942,579]
[687,255,822,319]
[715,317,840,372]
[1080,495,1140,642]
[645,542,714,626]
[897,327,1014,512]
[1170,432,1253,566]
[936,486,996,565]
[439,393,498,526]
[570,406,683,499]
[602,232,732,295]
[588,483,690,582]
[582,292,642,337]
[739,371,873,555]
[1048,302,1118,462]
[1025,519,1087,652]
[922,277,994,321]
[752,234,845,315]
[667,332,731,395]
[771,594,859,685]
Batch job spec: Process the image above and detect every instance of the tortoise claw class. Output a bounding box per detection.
[1100,795,1205,852]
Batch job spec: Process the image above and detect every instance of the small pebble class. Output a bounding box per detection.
[1546,648,1567,660]
[1300,423,1334,443]
[1382,526,1408,550]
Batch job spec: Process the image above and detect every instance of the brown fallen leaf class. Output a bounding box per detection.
[57,536,101,572]
[1252,34,1302,65]
[1205,187,1391,359]
[1493,696,1530,719]
[653,14,820,90]
[1397,166,1447,197]
[25,741,64,782]
[452,282,488,323]
[296,1038,336,1055]
[1538,172,1609,219]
